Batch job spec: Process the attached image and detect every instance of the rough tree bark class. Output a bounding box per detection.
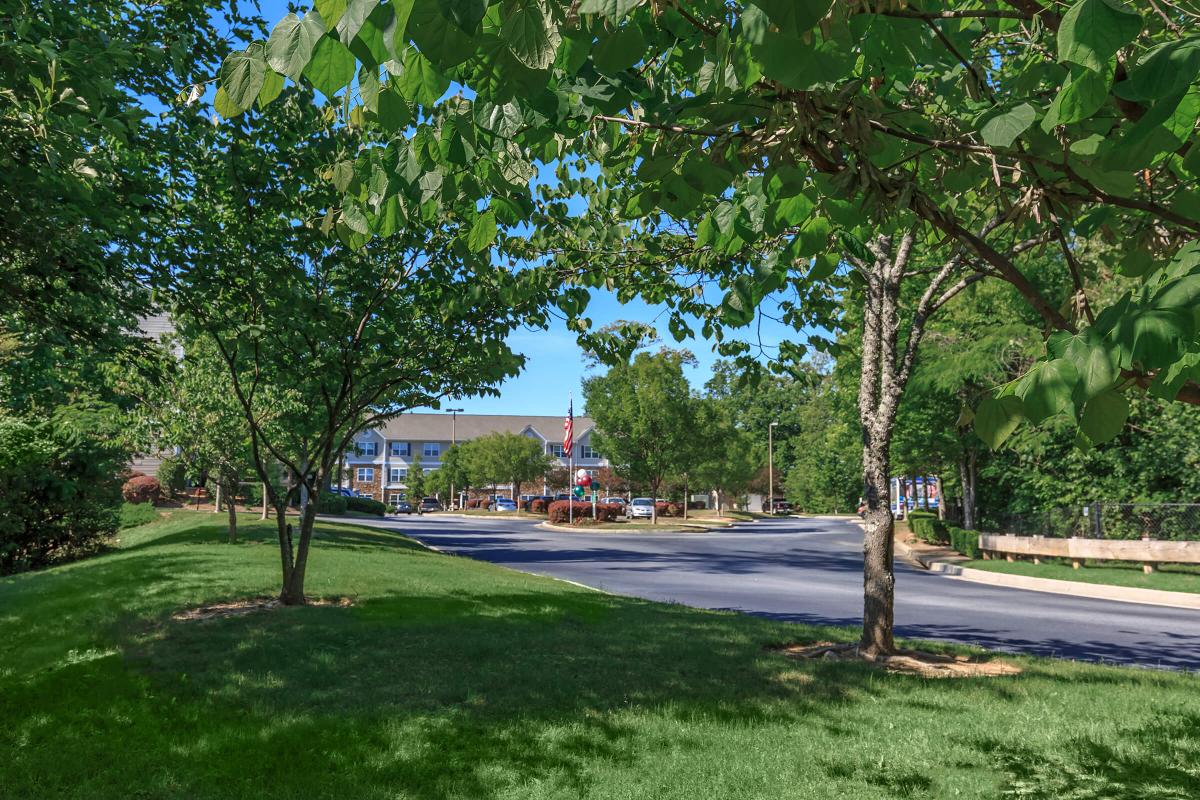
[222,470,238,544]
[851,231,982,658]
[959,449,978,530]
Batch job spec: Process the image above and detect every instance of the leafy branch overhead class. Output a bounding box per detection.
[219,0,1200,449]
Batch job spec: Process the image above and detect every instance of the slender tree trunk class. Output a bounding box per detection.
[860,434,896,658]
[223,471,238,543]
[962,450,978,530]
[683,474,688,520]
[280,487,319,605]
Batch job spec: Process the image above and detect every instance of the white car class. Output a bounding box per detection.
[628,497,655,519]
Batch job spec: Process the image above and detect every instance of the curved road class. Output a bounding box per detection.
[349,513,1200,669]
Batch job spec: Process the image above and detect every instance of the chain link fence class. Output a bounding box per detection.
[991,504,1200,541]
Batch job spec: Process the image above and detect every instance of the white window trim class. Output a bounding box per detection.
[390,441,411,457]
[422,443,441,458]
[356,467,374,482]
[357,441,378,457]
[389,467,408,482]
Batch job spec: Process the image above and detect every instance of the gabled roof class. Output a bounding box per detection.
[377,413,595,442]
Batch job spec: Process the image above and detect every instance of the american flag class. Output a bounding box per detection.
[563,399,574,458]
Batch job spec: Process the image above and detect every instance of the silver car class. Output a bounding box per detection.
[628,497,655,519]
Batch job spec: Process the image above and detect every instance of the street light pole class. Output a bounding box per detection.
[446,407,464,509]
[768,421,778,513]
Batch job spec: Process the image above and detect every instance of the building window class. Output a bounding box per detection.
[579,444,599,459]
[423,442,441,458]
[549,443,565,458]
[356,467,374,482]
[390,441,410,457]
[389,467,407,483]
[388,493,403,505]
[357,441,377,457]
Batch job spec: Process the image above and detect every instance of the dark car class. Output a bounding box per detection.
[771,500,793,515]
[393,501,413,515]
[418,497,442,512]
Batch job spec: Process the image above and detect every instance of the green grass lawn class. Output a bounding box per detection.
[4,512,1200,799]
[963,557,1200,594]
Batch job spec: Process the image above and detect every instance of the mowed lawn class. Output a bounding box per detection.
[963,557,1200,595]
[3,514,1200,799]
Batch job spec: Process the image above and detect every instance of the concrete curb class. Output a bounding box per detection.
[537,520,730,534]
[890,525,1200,610]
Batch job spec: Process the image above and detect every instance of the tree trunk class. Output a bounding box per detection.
[279,491,318,605]
[860,440,895,658]
[682,474,688,520]
[961,449,978,530]
[223,473,238,543]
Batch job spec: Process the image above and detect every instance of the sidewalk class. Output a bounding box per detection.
[890,521,1200,611]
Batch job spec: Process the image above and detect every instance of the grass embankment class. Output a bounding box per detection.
[3,511,1200,799]
[964,557,1200,595]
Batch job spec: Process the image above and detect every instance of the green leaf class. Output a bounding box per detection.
[349,3,398,66]
[212,86,242,119]
[397,49,449,106]
[1064,331,1118,401]
[1079,390,1129,443]
[1016,358,1079,423]
[974,395,1024,449]
[1043,66,1110,129]
[749,0,832,36]
[768,193,814,229]
[979,103,1036,147]
[1057,0,1142,72]
[1110,306,1194,368]
[592,25,646,74]
[257,70,285,108]
[1117,39,1200,102]
[218,47,268,113]
[438,0,487,34]
[314,0,347,30]
[303,35,356,97]
[467,209,498,252]
[577,0,644,21]
[336,0,379,45]
[331,160,356,192]
[502,2,560,70]
[408,0,476,68]
[341,203,371,234]
[377,84,411,132]
[267,12,326,81]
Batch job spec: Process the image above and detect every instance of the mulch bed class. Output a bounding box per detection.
[773,641,1022,678]
[171,596,354,622]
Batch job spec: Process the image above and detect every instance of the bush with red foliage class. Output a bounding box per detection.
[548,500,622,524]
[122,475,161,505]
[652,501,683,517]
[478,498,492,510]
[529,498,548,514]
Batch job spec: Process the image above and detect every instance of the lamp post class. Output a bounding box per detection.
[768,421,778,514]
[445,407,464,509]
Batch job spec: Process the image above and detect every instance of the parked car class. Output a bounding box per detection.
[393,500,413,515]
[492,497,518,512]
[418,497,442,512]
[554,493,572,501]
[771,500,793,515]
[602,497,627,506]
[628,497,655,519]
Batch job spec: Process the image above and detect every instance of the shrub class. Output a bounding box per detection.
[548,501,622,524]
[156,456,187,494]
[477,498,492,511]
[687,500,706,510]
[1,403,128,575]
[948,527,981,559]
[529,498,548,514]
[316,493,348,514]
[907,511,948,545]
[122,475,162,505]
[346,496,387,516]
[119,502,160,529]
[654,501,683,517]
[465,498,481,509]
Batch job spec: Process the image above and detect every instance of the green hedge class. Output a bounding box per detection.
[346,496,387,516]
[316,493,349,514]
[947,526,981,559]
[118,502,161,529]
[907,511,948,545]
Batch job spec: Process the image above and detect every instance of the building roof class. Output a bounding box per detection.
[377,412,594,442]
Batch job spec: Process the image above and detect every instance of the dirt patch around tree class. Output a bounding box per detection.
[773,641,1022,678]
[172,595,354,622]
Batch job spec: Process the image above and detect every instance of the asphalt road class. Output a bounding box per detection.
[347,513,1200,670]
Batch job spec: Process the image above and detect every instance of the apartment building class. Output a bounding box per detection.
[342,412,608,505]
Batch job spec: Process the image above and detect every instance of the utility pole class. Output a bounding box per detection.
[446,407,464,509]
[768,421,778,514]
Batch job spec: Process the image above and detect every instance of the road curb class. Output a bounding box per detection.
[891,526,1200,610]
[537,521,730,534]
